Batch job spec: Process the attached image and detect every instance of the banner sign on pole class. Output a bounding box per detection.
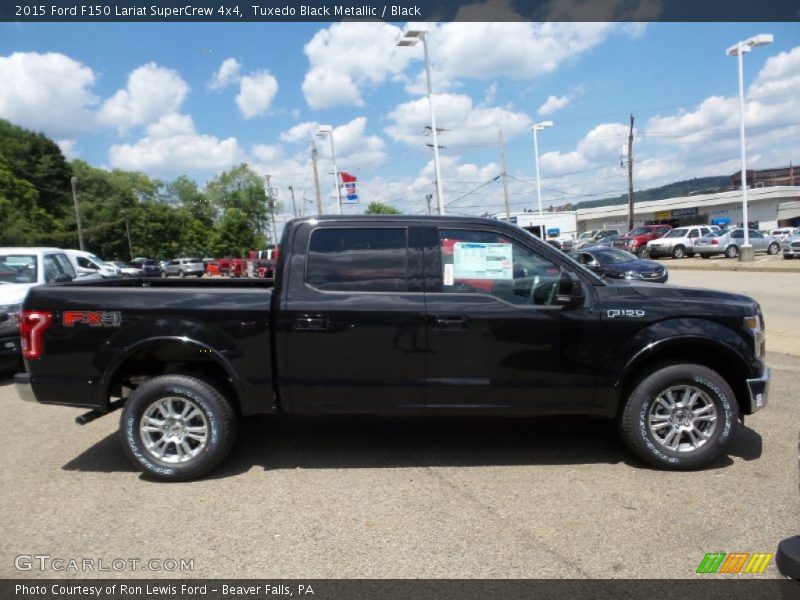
[339,171,359,204]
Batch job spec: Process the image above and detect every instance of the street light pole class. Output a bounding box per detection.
[531,121,553,240]
[70,176,85,251]
[316,126,342,214]
[727,33,773,261]
[397,24,445,215]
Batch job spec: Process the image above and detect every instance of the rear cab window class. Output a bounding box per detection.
[306,227,408,293]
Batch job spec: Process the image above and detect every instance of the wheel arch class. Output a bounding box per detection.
[99,337,244,414]
[615,337,751,418]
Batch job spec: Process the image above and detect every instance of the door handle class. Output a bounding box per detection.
[293,315,329,331]
[433,316,468,331]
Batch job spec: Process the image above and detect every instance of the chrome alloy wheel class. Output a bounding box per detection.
[647,385,718,452]
[139,397,208,464]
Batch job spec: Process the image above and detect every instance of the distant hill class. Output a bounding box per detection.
[573,176,732,210]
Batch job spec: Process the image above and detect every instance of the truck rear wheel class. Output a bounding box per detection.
[619,363,738,470]
[119,374,237,481]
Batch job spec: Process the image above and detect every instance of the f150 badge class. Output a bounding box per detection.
[62,311,122,327]
[607,309,646,318]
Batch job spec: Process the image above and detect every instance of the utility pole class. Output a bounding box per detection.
[627,114,635,232]
[425,193,432,215]
[498,129,511,220]
[124,214,134,260]
[265,174,277,245]
[288,185,298,218]
[311,141,323,215]
[70,176,85,251]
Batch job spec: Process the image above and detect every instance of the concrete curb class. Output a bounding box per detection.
[653,258,800,274]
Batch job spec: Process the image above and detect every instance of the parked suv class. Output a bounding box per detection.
[0,247,75,370]
[65,249,120,278]
[163,257,205,278]
[646,225,717,259]
[613,224,672,257]
[562,229,619,252]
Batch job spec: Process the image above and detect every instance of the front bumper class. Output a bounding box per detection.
[745,366,770,414]
[15,372,36,403]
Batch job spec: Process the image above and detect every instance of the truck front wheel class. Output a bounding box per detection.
[119,374,237,481]
[619,364,738,469]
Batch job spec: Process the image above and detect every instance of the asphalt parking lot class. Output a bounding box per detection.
[1,271,798,580]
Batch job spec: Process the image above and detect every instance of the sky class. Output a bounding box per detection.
[1,19,799,228]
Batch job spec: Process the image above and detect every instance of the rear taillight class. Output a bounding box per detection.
[711,239,719,245]
[20,310,53,360]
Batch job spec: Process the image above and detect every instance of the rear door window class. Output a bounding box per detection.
[306,227,408,293]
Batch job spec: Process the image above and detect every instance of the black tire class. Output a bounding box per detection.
[119,374,237,481]
[619,363,738,470]
[196,273,203,278]
[785,254,794,260]
[636,246,647,258]
[700,254,710,259]
[672,245,686,259]
[767,242,780,255]
[725,245,739,259]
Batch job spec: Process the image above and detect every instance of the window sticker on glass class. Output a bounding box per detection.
[453,242,513,280]
[443,263,454,286]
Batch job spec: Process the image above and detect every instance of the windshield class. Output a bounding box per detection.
[592,248,639,264]
[0,254,38,284]
[577,232,594,239]
[664,228,688,238]
[627,227,652,236]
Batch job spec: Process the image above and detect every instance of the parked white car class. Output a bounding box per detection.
[770,227,796,241]
[645,225,718,259]
[0,247,77,369]
[64,249,120,278]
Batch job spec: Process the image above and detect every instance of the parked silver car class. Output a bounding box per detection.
[694,228,781,259]
[782,231,800,259]
[646,225,717,259]
[162,257,205,278]
[562,229,620,252]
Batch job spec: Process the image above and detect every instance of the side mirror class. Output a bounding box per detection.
[555,271,584,307]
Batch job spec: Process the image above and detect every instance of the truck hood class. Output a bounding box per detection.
[0,283,36,306]
[599,279,757,315]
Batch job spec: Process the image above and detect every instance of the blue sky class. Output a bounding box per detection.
[1,21,798,221]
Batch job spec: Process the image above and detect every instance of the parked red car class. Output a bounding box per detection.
[613,224,672,257]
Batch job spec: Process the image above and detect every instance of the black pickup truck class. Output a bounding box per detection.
[15,215,769,480]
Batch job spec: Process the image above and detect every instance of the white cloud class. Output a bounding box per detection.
[317,117,386,167]
[386,93,532,146]
[108,113,243,174]
[0,52,97,138]
[208,57,241,90]
[538,95,571,116]
[280,121,320,143]
[538,86,584,115]
[56,139,78,160]
[236,70,278,118]
[302,22,412,109]
[99,62,189,131]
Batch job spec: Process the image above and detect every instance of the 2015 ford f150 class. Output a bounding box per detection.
[15,215,770,480]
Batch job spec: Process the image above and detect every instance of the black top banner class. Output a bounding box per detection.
[2,0,799,22]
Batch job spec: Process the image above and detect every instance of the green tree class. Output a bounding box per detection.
[364,201,402,214]
[210,208,265,257]
[166,175,214,227]
[205,164,279,242]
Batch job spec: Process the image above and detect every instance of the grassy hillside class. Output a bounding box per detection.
[574,176,732,210]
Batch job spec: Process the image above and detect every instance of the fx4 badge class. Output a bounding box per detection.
[63,311,122,327]
[607,309,646,318]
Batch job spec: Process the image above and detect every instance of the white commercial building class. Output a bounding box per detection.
[576,186,800,233]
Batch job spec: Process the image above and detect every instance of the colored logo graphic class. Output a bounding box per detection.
[696,552,773,574]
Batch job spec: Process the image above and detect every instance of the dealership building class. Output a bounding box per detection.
[576,186,800,233]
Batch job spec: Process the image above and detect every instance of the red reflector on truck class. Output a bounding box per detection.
[20,310,53,360]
